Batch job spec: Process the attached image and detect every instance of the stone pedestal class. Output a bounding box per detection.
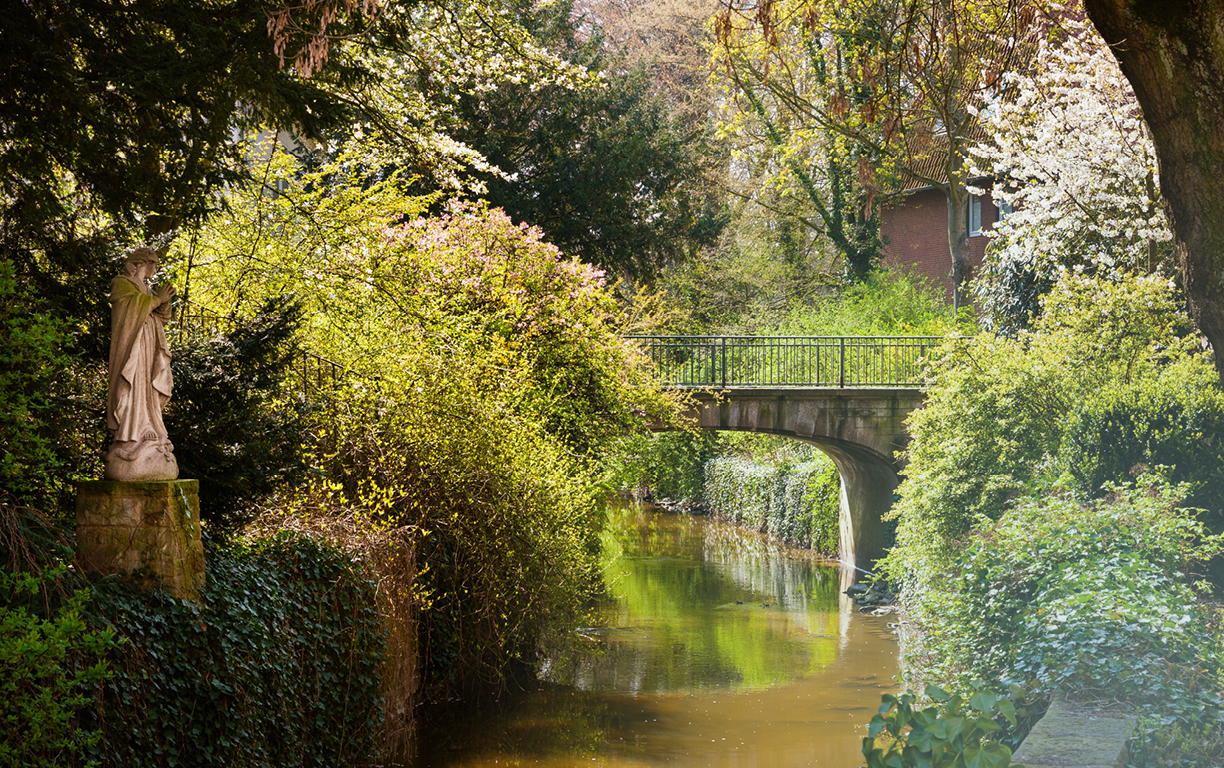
[76,480,205,601]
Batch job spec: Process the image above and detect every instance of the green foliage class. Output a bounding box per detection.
[378,203,667,455]
[1061,356,1224,517]
[703,452,839,555]
[1129,693,1224,768]
[883,274,1224,766]
[905,479,1223,748]
[0,567,116,768]
[712,0,888,284]
[304,353,608,699]
[0,259,73,511]
[165,299,309,532]
[773,269,973,337]
[182,149,675,457]
[886,274,1198,587]
[182,146,679,701]
[862,685,1021,768]
[802,461,841,556]
[0,1,362,232]
[447,0,724,280]
[972,250,1054,336]
[605,431,721,503]
[660,229,829,334]
[79,533,384,768]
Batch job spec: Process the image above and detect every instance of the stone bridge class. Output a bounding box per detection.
[630,336,937,572]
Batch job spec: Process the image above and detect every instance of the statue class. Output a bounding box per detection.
[103,247,178,481]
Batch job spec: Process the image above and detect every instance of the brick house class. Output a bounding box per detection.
[879,180,1007,301]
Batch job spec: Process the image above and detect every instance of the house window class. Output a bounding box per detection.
[968,194,983,237]
[997,200,1013,222]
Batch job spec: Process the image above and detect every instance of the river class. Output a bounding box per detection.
[411,501,900,768]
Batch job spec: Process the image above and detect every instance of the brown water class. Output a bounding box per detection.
[413,502,900,768]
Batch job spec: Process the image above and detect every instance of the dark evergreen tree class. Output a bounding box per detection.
[443,1,725,280]
[165,299,310,532]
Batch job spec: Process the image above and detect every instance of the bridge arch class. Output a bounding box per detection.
[679,388,924,572]
[631,335,936,572]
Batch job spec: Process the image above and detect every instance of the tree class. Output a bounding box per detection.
[0,0,370,236]
[444,0,724,280]
[1081,0,1224,385]
[715,0,1035,307]
[713,0,887,283]
[0,0,587,361]
[969,17,1173,331]
[576,0,721,127]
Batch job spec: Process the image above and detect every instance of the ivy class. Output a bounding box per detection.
[862,685,1032,768]
[704,454,839,555]
[76,533,384,768]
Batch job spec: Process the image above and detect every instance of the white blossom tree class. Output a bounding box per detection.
[969,18,1173,330]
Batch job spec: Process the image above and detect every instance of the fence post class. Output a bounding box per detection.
[720,337,726,388]
[839,337,846,388]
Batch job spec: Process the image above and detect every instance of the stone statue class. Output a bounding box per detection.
[103,247,178,481]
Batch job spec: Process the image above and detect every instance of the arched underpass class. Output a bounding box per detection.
[679,388,925,571]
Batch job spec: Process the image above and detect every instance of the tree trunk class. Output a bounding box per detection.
[1084,0,1224,384]
[944,181,971,312]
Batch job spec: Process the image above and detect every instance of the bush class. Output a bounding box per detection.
[879,275,1224,768]
[773,268,974,337]
[303,365,606,701]
[0,259,75,513]
[1061,355,1224,518]
[862,685,1027,768]
[603,430,719,504]
[78,532,384,768]
[0,567,116,768]
[905,479,1223,738]
[180,150,680,704]
[885,274,1199,590]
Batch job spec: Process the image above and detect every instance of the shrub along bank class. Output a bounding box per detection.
[0,522,384,768]
[610,433,841,556]
[79,534,385,768]
[703,454,839,555]
[878,275,1224,766]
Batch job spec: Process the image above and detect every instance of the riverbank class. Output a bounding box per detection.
[613,434,843,556]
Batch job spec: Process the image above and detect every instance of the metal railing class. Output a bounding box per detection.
[625,335,941,389]
[168,299,346,401]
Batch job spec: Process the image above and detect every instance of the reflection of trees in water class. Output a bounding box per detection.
[698,519,843,613]
[542,504,842,693]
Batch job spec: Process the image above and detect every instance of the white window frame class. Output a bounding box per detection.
[968,194,983,237]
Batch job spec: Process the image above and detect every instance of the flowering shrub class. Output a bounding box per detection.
[179,149,682,703]
[970,20,1173,331]
[378,202,664,453]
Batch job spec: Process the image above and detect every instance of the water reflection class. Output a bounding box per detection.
[412,502,899,768]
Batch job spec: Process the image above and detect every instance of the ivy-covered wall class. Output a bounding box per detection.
[703,455,840,555]
[76,533,386,768]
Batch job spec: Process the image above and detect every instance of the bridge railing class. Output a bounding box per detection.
[625,335,941,388]
[169,299,345,401]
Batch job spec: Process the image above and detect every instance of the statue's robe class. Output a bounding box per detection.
[106,275,173,449]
